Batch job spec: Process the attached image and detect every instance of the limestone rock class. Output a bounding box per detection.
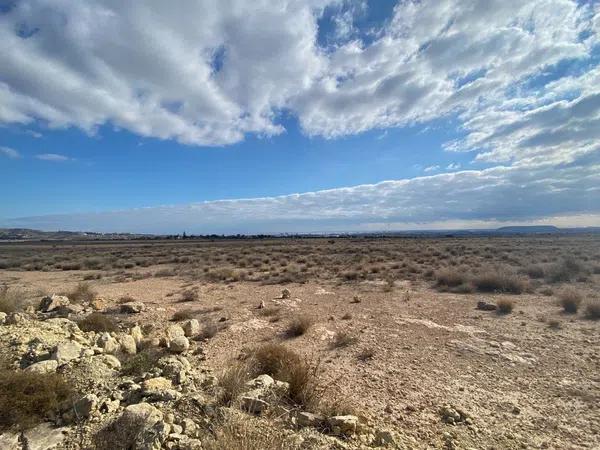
[22,423,67,450]
[168,336,189,354]
[120,302,145,314]
[246,374,274,390]
[39,294,70,313]
[96,332,119,354]
[182,319,200,337]
[328,415,359,435]
[295,411,325,428]
[0,312,7,325]
[439,404,470,425]
[119,334,137,355]
[122,402,163,427]
[0,432,20,450]
[130,325,144,345]
[72,394,99,419]
[90,297,107,311]
[166,324,185,340]
[95,354,121,370]
[51,341,83,365]
[241,392,270,413]
[25,359,58,374]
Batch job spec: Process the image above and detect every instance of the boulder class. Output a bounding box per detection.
[130,325,144,345]
[94,354,121,370]
[0,432,19,450]
[25,360,58,374]
[119,334,137,355]
[182,319,200,337]
[120,302,145,314]
[295,411,325,428]
[39,294,70,313]
[166,324,185,340]
[22,423,67,450]
[168,336,189,354]
[246,374,274,390]
[328,415,359,435]
[96,332,119,354]
[51,341,83,365]
[122,402,163,427]
[72,394,99,419]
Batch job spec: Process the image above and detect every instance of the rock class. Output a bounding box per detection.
[328,415,359,435]
[95,354,121,370]
[182,319,200,337]
[158,355,191,384]
[181,418,197,437]
[72,394,99,419]
[55,303,84,317]
[168,336,189,353]
[373,429,396,446]
[0,312,7,325]
[120,302,145,314]
[22,423,67,450]
[241,392,270,413]
[119,334,137,355]
[439,404,469,425]
[25,359,58,374]
[246,374,274,389]
[0,432,20,450]
[476,301,497,311]
[257,300,266,309]
[166,324,185,340]
[130,325,144,345]
[171,424,183,434]
[6,312,27,324]
[96,332,119,354]
[122,402,163,427]
[295,411,325,428]
[100,398,120,414]
[281,288,291,299]
[39,294,70,313]
[51,341,83,365]
[90,297,107,311]
[142,377,181,402]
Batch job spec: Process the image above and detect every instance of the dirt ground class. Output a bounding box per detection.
[2,263,599,450]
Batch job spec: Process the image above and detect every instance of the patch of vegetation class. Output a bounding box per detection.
[585,300,600,320]
[0,285,24,313]
[78,312,119,332]
[120,349,162,377]
[0,370,75,431]
[330,331,358,349]
[545,257,588,283]
[199,321,219,339]
[179,290,199,302]
[357,347,376,362]
[558,287,582,314]
[285,315,313,338]
[65,282,97,303]
[217,363,251,406]
[472,269,526,294]
[496,299,514,314]
[172,309,195,321]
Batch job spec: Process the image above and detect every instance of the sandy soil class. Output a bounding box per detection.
[2,268,599,449]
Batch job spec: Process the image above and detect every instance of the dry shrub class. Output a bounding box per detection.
[256,306,280,318]
[357,347,375,362]
[0,370,75,431]
[0,285,24,313]
[545,256,587,283]
[585,300,600,320]
[120,348,163,377]
[558,287,582,314]
[330,331,358,349]
[524,264,545,279]
[548,319,562,329]
[66,282,97,303]
[434,268,472,292]
[78,313,119,333]
[496,299,514,314]
[179,290,199,302]
[218,363,251,406]
[199,321,219,339]
[472,269,526,294]
[285,315,313,338]
[172,309,194,321]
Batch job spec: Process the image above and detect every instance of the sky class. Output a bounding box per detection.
[0,0,599,234]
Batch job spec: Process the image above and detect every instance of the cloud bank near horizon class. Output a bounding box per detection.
[4,163,599,234]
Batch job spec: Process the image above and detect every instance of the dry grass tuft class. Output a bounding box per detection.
[330,331,358,349]
[218,363,251,406]
[285,315,313,338]
[496,299,514,314]
[357,347,376,362]
[0,370,75,431]
[472,269,526,294]
[120,348,162,377]
[65,282,97,303]
[558,287,582,314]
[0,285,24,313]
[77,312,119,332]
[172,309,195,321]
[585,300,600,320]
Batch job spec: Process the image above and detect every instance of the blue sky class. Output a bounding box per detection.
[0,0,599,233]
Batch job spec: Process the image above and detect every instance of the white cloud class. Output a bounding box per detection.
[5,162,598,233]
[424,165,440,172]
[35,153,71,161]
[0,146,21,159]
[446,163,461,170]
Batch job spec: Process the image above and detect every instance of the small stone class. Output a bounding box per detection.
[90,297,107,311]
[241,394,269,413]
[72,394,99,419]
[119,334,137,355]
[0,312,7,325]
[25,360,58,374]
[281,289,291,299]
[96,332,119,354]
[39,294,70,313]
[246,374,275,389]
[51,341,83,365]
[476,301,497,311]
[181,418,197,436]
[120,302,145,314]
[257,300,266,309]
[169,336,190,353]
[122,402,163,427]
[95,354,121,370]
[171,424,183,434]
[166,324,186,340]
[328,415,359,435]
[130,325,144,345]
[182,319,200,337]
[373,429,396,446]
[295,411,324,428]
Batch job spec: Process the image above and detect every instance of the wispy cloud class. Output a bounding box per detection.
[35,153,72,162]
[446,163,461,170]
[0,146,21,159]
[424,165,440,172]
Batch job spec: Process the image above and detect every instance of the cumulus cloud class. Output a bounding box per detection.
[5,161,599,233]
[0,146,21,159]
[35,153,72,161]
[0,0,597,167]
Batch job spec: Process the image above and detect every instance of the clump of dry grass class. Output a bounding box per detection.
[199,320,219,339]
[179,289,199,302]
[330,331,358,349]
[585,300,600,320]
[0,370,75,431]
[285,315,313,338]
[357,347,375,362]
[172,309,195,321]
[0,285,24,313]
[545,256,587,283]
[496,299,514,314]
[77,312,119,332]
[558,287,582,314]
[218,363,251,406]
[548,319,562,329]
[65,282,97,303]
[120,348,162,377]
[472,269,526,294]
[433,268,473,292]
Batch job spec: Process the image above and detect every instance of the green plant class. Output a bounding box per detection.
[0,370,75,431]
[120,349,162,377]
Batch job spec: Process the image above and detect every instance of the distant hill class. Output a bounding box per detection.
[495,225,560,234]
[0,228,146,241]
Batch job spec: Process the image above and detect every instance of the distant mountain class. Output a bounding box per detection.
[0,228,146,241]
[495,225,560,234]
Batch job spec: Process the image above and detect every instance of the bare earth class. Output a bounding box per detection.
[2,263,599,449]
